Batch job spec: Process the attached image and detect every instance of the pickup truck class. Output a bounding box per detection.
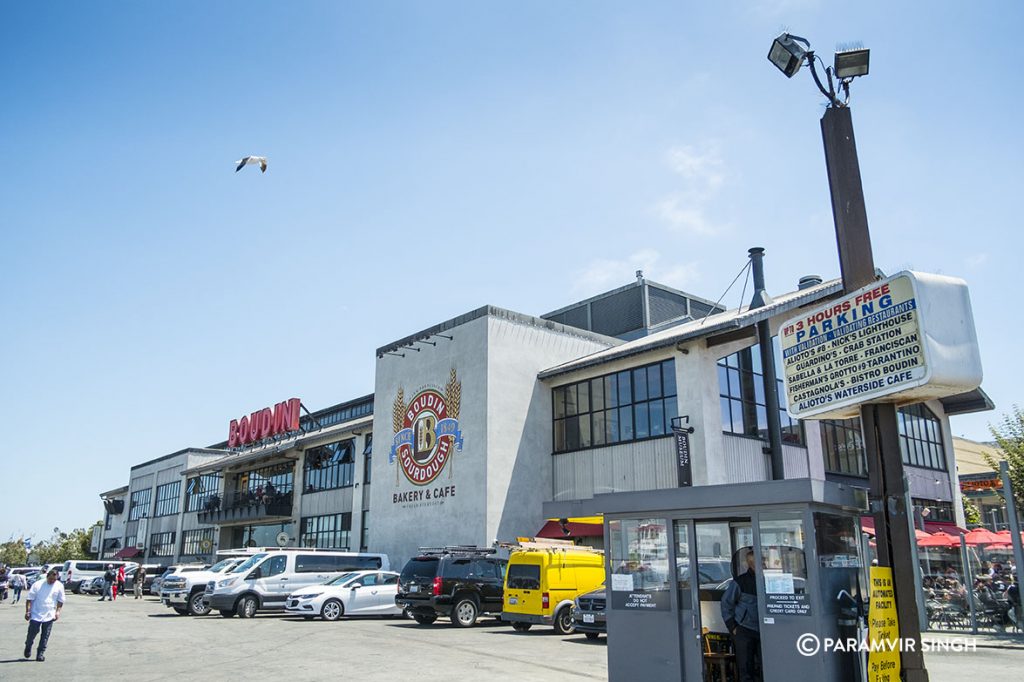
[160,558,246,616]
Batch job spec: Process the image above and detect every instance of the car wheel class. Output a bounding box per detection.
[321,599,344,622]
[511,621,532,632]
[553,607,575,635]
[237,596,258,619]
[451,598,479,628]
[219,610,235,618]
[188,592,211,616]
[413,613,437,625]
[585,632,600,641]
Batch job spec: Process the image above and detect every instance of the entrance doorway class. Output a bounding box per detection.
[675,518,755,682]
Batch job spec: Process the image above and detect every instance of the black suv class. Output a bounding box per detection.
[395,547,507,627]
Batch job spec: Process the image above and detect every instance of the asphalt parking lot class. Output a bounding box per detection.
[0,592,608,681]
[2,592,1021,681]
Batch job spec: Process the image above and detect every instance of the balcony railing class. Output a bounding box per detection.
[197,490,293,525]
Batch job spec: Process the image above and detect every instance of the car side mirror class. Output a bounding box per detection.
[248,569,261,580]
[350,582,362,589]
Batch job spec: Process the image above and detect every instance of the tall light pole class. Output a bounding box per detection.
[769,33,929,682]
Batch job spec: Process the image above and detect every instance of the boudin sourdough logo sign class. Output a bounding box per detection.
[389,368,464,487]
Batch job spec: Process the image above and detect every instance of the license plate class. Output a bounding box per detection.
[410,585,419,593]
[508,597,518,605]
[583,614,595,623]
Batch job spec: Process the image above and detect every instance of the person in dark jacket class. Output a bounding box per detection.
[721,548,762,682]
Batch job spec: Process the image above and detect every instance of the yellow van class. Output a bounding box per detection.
[502,538,605,634]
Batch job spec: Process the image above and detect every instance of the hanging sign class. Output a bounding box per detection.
[672,426,693,487]
[779,271,982,419]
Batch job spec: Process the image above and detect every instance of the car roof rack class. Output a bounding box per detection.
[417,545,497,556]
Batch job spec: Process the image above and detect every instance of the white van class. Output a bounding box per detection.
[61,560,136,593]
[206,549,389,618]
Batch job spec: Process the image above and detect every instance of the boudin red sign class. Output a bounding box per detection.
[229,398,301,447]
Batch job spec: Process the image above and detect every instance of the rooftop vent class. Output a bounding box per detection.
[798,275,823,290]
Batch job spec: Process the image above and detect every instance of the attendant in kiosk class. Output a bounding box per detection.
[721,547,762,682]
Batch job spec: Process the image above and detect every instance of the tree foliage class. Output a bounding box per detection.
[986,405,1024,517]
[2,525,99,567]
[962,495,982,527]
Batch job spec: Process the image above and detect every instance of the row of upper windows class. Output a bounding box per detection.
[550,346,949,473]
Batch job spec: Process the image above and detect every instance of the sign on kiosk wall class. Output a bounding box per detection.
[779,271,982,420]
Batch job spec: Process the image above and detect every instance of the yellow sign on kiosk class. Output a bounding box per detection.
[868,566,901,682]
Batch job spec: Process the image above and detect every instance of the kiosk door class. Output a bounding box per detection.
[675,518,755,682]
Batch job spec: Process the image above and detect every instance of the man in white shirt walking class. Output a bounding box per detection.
[23,567,65,662]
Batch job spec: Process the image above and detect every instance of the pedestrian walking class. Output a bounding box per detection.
[11,572,27,604]
[99,564,116,601]
[0,568,9,603]
[24,567,64,662]
[116,564,126,599]
[133,565,146,599]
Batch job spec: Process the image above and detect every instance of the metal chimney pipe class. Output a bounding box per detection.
[748,248,785,480]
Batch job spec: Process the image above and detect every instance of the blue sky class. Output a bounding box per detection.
[2,1,1020,544]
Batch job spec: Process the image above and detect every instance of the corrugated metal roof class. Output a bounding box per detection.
[538,278,844,380]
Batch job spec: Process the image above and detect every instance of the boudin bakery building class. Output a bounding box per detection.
[96,273,990,569]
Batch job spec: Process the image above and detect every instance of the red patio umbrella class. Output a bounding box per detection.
[915,529,932,541]
[917,531,958,547]
[963,528,1003,545]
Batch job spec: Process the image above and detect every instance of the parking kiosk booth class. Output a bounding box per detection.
[601,478,868,682]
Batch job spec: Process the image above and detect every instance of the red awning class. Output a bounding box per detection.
[862,516,931,540]
[112,546,140,559]
[536,520,603,539]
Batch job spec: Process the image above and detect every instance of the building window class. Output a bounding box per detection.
[820,418,867,477]
[552,359,678,454]
[124,534,137,549]
[153,481,181,517]
[128,488,152,521]
[150,531,176,557]
[300,513,352,549]
[899,404,947,471]
[913,498,954,524]
[185,474,222,512]
[819,404,948,477]
[363,435,373,484]
[718,338,804,446]
[234,463,294,503]
[181,528,216,557]
[303,439,355,493]
[104,513,111,531]
[360,511,369,551]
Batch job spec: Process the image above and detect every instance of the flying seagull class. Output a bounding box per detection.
[235,156,267,173]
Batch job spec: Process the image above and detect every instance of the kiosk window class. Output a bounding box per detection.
[814,513,862,567]
[759,513,811,616]
[609,518,670,610]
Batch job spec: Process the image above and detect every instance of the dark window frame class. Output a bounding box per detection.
[185,474,222,512]
[150,531,176,557]
[552,359,679,454]
[180,528,215,557]
[300,513,352,550]
[128,488,152,521]
[717,338,805,447]
[302,439,355,494]
[820,418,867,477]
[153,481,181,517]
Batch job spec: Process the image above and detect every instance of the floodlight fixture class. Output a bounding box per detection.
[767,33,809,78]
[834,47,870,80]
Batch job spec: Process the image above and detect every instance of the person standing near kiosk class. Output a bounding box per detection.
[722,548,762,682]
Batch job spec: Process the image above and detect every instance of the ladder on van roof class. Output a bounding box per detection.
[498,537,604,554]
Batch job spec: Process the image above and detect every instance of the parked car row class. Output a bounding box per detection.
[72,540,611,642]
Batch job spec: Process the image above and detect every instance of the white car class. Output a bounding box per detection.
[285,570,402,621]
